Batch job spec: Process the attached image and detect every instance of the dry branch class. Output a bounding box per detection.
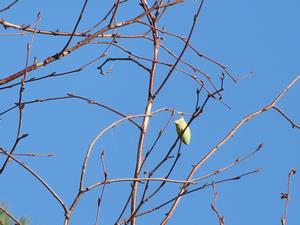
[161,76,300,224]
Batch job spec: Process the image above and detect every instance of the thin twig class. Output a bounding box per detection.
[86,177,196,191]
[273,106,300,129]
[211,182,225,225]
[0,13,40,173]
[94,151,108,225]
[0,0,19,13]
[192,143,263,183]
[0,151,54,157]
[0,94,141,129]
[58,0,89,55]
[281,169,297,225]
[0,18,145,38]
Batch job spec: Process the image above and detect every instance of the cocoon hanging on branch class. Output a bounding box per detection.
[174,117,191,145]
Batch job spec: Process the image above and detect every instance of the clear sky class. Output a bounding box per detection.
[0,1,299,225]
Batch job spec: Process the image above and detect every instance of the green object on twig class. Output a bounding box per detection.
[175,117,191,145]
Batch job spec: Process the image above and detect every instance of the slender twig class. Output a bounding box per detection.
[0,18,145,38]
[211,182,225,225]
[58,0,89,55]
[108,0,120,25]
[192,143,263,183]
[86,177,196,191]
[0,96,73,116]
[97,57,151,74]
[273,106,300,129]
[0,13,40,173]
[0,94,141,129]
[83,0,119,33]
[67,93,141,129]
[0,151,54,157]
[94,151,108,225]
[141,110,175,171]
[0,0,19,13]
[281,169,297,225]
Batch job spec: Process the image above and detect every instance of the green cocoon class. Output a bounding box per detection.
[174,117,191,145]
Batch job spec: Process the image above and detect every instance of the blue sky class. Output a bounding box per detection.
[0,1,299,225]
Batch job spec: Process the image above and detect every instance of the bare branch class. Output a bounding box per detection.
[0,0,183,85]
[161,76,300,224]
